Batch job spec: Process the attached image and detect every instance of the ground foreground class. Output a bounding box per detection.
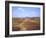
[12,17,40,31]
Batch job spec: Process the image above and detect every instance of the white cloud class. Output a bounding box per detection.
[18,8,24,11]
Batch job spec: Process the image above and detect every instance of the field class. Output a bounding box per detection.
[12,17,40,31]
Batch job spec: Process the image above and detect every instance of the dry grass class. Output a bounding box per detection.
[12,17,40,31]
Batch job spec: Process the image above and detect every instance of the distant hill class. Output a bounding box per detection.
[31,17,40,20]
[12,17,40,20]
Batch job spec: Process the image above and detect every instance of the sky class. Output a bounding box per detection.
[12,6,40,18]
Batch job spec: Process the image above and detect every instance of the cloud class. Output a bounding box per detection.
[18,8,24,12]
